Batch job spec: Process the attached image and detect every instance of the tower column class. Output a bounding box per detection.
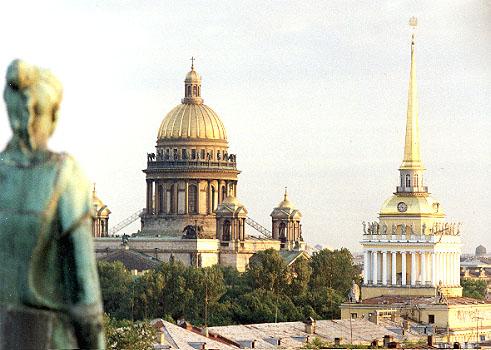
[185,181,189,214]
[196,180,201,214]
[401,251,407,286]
[431,252,436,286]
[442,252,447,286]
[391,251,397,285]
[411,251,416,286]
[363,250,369,285]
[455,252,461,286]
[421,251,426,286]
[372,251,378,285]
[382,251,388,286]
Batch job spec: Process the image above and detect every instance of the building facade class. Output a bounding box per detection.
[94,63,306,271]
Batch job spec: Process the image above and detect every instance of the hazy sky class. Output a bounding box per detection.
[1,1,489,253]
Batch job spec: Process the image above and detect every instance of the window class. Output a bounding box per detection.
[193,85,197,96]
[188,185,198,214]
[279,223,287,242]
[158,186,164,213]
[223,220,231,241]
[186,85,191,96]
[201,149,205,159]
[428,315,435,324]
[400,175,404,187]
[198,86,200,96]
[405,174,411,187]
[221,185,227,201]
[182,149,187,160]
[414,174,419,187]
[211,186,216,211]
[191,149,196,159]
[351,313,358,319]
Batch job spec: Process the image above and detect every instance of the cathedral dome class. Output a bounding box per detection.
[476,245,487,257]
[157,64,227,141]
[157,104,227,140]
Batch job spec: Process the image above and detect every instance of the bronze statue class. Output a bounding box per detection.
[0,60,105,349]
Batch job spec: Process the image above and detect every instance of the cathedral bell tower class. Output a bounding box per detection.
[360,19,463,300]
[270,188,303,250]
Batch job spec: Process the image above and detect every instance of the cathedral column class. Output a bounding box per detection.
[196,180,201,214]
[411,251,416,286]
[391,251,397,285]
[185,181,189,214]
[372,251,378,285]
[455,252,461,285]
[363,251,369,285]
[146,180,153,214]
[401,251,407,286]
[382,251,388,286]
[421,251,426,286]
[173,181,178,214]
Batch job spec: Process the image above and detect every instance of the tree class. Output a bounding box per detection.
[104,314,156,350]
[461,278,487,300]
[98,261,134,319]
[244,249,289,294]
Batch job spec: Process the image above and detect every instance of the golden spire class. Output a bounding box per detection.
[190,56,195,70]
[284,187,288,201]
[400,17,424,170]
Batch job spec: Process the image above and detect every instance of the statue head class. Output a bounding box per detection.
[3,59,63,152]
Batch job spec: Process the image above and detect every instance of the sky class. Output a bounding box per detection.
[0,1,489,253]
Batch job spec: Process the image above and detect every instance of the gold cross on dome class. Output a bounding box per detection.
[190,56,195,70]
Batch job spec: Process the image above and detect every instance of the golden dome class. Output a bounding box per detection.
[157,64,227,141]
[379,194,444,217]
[158,103,227,140]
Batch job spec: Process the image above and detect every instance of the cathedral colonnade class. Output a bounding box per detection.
[145,179,238,215]
[363,249,460,287]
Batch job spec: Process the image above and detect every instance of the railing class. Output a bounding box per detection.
[108,209,143,236]
[245,217,272,239]
[147,159,237,170]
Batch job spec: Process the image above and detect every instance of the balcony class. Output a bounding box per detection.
[146,159,237,171]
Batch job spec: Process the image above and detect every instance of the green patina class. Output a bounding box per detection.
[0,60,105,349]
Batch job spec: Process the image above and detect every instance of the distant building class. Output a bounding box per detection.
[92,184,111,237]
[340,24,491,345]
[476,245,487,257]
[94,63,306,271]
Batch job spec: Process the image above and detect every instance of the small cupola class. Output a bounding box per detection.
[182,57,203,105]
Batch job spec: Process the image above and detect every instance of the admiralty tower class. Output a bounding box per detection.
[140,61,239,238]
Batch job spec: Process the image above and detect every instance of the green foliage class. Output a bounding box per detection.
[98,261,134,319]
[104,314,156,350]
[97,248,360,326]
[461,278,487,300]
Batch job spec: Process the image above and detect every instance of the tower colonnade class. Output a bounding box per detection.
[363,248,461,287]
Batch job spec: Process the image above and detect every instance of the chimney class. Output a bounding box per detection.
[427,335,433,347]
[304,317,316,334]
[383,335,394,347]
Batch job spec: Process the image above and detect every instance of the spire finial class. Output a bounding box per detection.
[400,16,423,171]
[284,187,288,200]
[93,182,96,193]
[409,16,417,46]
[190,56,195,70]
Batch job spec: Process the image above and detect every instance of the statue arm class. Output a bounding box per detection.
[58,157,105,349]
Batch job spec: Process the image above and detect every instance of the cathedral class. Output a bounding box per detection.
[93,61,306,271]
[340,24,491,345]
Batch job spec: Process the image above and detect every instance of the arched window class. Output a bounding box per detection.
[414,174,419,187]
[188,185,198,214]
[400,175,404,188]
[198,86,200,96]
[223,220,231,241]
[158,186,164,213]
[170,184,176,213]
[279,223,287,242]
[405,174,411,187]
[221,185,226,202]
[211,186,216,211]
[193,85,197,96]
[186,85,191,96]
